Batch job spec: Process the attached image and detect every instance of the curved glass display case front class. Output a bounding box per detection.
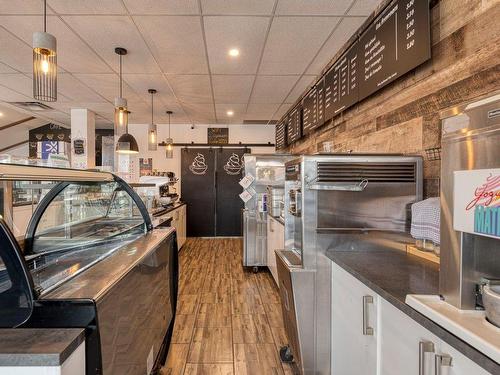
[23,177,152,296]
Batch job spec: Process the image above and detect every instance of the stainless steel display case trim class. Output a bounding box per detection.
[0,164,114,182]
[45,228,175,301]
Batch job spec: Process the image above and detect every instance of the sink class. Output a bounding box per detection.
[483,284,500,328]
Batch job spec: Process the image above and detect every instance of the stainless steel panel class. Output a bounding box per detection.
[242,154,293,267]
[282,154,422,374]
[440,94,500,309]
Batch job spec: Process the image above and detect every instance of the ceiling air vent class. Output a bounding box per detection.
[316,162,416,183]
[8,102,54,111]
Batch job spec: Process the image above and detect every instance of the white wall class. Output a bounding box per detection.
[128,123,276,186]
[3,142,29,157]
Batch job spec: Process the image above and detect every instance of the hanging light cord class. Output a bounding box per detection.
[43,0,47,32]
[119,54,123,98]
[151,92,154,124]
[168,112,171,138]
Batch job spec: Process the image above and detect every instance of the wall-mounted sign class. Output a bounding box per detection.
[454,169,500,239]
[73,138,85,155]
[208,128,229,144]
[139,158,153,176]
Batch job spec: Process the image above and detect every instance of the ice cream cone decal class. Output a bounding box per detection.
[224,153,243,175]
[189,153,208,175]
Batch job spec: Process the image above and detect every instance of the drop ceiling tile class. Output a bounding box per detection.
[64,15,161,74]
[57,73,108,102]
[200,0,275,15]
[0,16,112,73]
[215,103,246,121]
[0,62,18,73]
[0,73,33,98]
[245,102,280,121]
[133,15,207,74]
[306,16,365,75]
[0,1,54,14]
[0,28,33,73]
[167,75,213,104]
[48,0,126,14]
[348,0,381,16]
[73,73,142,104]
[259,16,340,74]
[284,75,316,103]
[212,75,254,104]
[0,85,32,102]
[204,16,269,74]
[122,74,176,106]
[275,103,291,119]
[249,75,298,104]
[276,0,354,15]
[123,0,199,15]
[182,102,216,123]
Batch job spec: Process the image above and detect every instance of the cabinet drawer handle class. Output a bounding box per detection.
[435,354,452,375]
[362,295,374,336]
[419,341,435,375]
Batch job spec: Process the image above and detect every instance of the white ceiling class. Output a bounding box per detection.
[0,0,381,128]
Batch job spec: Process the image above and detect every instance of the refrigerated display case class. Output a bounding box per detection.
[0,163,178,375]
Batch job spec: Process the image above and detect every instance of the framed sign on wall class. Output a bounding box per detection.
[208,128,229,144]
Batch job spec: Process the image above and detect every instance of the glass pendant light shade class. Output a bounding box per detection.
[33,1,57,102]
[165,138,173,158]
[148,123,158,151]
[148,89,158,151]
[114,96,128,137]
[165,111,174,159]
[116,133,139,154]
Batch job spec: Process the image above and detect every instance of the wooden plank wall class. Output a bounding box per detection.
[284,0,500,197]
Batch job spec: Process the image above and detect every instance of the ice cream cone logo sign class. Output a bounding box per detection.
[189,153,208,175]
[224,153,243,175]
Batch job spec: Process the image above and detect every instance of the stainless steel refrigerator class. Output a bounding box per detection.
[242,154,293,269]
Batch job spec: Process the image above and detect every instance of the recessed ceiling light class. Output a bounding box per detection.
[228,48,240,57]
[226,110,234,116]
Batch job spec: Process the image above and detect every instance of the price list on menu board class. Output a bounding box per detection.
[324,41,360,119]
[317,78,325,126]
[275,119,287,149]
[287,105,302,143]
[358,0,430,100]
[302,86,318,135]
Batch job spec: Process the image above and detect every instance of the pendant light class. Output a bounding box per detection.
[116,110,139,154]
[33,0,57,102]
[165,111,174,159]
[148,89,158,151]
[114,47,128,137]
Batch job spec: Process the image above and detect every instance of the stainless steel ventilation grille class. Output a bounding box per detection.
[316,162,416,183]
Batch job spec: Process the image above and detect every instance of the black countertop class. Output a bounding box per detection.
[0,328,85,366]
[326,247,499,373]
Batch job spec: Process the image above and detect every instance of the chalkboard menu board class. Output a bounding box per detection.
[287,105,302,143]
[324,41,360,119]
[317,78,325,126]
[208,127,229,144]
[275,119,287,150]
[302,86,318,135]
[358,0,430,100]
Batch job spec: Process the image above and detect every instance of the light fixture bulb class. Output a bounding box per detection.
[167,144,172,151]
[228,48,240,57]
[40,58,49,74]
[226,110,234,116]
[149,130,156,143]
[0,112,3,117]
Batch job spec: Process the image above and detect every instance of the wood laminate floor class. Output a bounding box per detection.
[161,238,299,375]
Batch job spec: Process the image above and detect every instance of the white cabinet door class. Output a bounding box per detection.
[379,298,437,375]
[332,262,378,375]
[436,338,491,375]
[379,298,491,375]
